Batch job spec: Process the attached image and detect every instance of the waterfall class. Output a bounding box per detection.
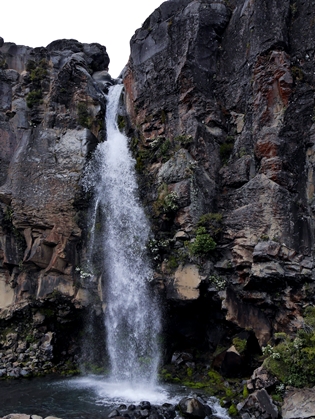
[86,83,161,387]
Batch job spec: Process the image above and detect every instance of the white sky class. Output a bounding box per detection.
[1,0,166,77]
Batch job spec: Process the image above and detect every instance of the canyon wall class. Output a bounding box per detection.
[124,0,315,365]
[0,39,111,376]
[1,0,315,385]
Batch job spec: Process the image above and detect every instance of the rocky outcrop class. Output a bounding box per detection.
[237,388,279,419]
[0,38,112,376]
[124,0,315,378]
[282,388,315,419]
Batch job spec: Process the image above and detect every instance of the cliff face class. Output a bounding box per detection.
[124,0,315,365]
[1,0,315,385]
[0,39,111,376]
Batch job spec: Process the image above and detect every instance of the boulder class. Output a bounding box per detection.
[178,397,212,418]
[247,366,279,392]
[237,389,278,419]
[220,345,242,377]
[282,388,315,419]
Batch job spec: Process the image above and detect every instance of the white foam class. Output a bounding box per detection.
[63,376,181,406]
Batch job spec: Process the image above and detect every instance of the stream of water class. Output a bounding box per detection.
[99,84,161,386]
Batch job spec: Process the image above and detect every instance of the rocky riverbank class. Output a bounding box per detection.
[2,388,315,419]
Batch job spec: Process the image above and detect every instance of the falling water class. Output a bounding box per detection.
[87,83,161,388]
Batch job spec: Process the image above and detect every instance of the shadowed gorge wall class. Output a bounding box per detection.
[0,39,111,377]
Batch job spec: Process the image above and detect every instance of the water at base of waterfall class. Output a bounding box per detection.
[0,376,230,419]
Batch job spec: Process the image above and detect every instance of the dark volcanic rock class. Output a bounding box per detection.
[0,38,110,377]
[124,0,315,367]
[178,397,212,418]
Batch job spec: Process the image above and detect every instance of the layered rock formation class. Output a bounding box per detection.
[124,0,315,370]
[0,39,112,376]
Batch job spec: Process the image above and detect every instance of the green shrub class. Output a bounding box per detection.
[163,192,178,213]
[304,306,315,329]
[189,227,216,255]
[27,58,48,84]
[156,139,171,161]
[26,89,42,108]
[198,213,223,238]
[166,255,179,271]
[263,329,315,387]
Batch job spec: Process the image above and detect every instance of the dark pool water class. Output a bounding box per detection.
[0,375,229,419]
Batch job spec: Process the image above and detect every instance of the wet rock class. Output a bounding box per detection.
[108,411,121,418]
[140,402,151,410]
[178,397,212,418]
[237,389,278,419]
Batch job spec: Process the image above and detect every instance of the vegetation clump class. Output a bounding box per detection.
[209,274,226,290]
[198,213,223,239]
[77,102,92,128]
[26,89,43,108]
[132,132,193,173]
[189,226,216,256]
[28,59,48,83]
[163,191,179,213]
[25,59,48,109]
[263,310,315,388]
[228,404,238,416]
